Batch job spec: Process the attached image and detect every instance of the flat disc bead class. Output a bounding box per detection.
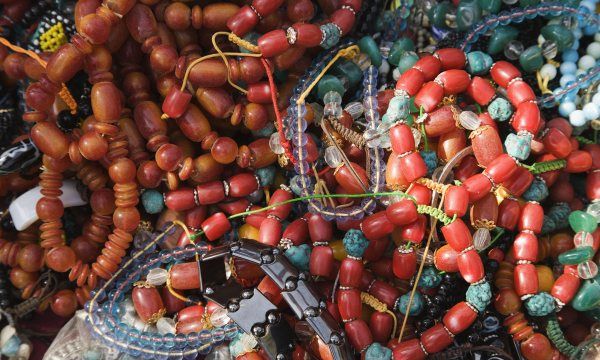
[491,61,521,88]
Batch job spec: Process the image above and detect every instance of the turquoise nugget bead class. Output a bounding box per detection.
[343,229,369,258]
[525,292,555,316]
[488,97,513,122]
[284,244,312,271]
[523,178,549,202]
[505,132,532,161]
[466,51,493,75]
[418,266,442,288]
[397,292,424,316]
[466,282,492,313]
[256,166,276,187]
[141,189,165,214]
[365,343,392,360]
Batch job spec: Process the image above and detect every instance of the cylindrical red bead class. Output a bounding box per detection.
[337,289,362,321]
[437,69,470,95]
[444,185,469,217]
[257,30,290,58]
[443,301,477,335]
[258,217,282,247]
[414,55,442,80]
[519,202,544,234]
[435,48,466,70]
[514,264,539,296]
[395,68,424,96]
[512,232,538,262]
[467,76,496,105]
[421,323,454,354]
[400,152,428,182]
[345,320,373,352]
[200,212,231,241]
[361,211,394,241]
[309,246,333,277]
[393,248,416,280]
[490,61,521,88]
[463,173,492,203]
[390,123,415,154]
[441,219,473,252]
[485,154,517,183]
[457,250,484,283]
[551,273,580,304]
[386,199,418,226]
[339,258,363,288]
[414,81,444,112]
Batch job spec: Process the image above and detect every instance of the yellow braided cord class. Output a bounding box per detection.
[297,45,360,104]
[59,84,78,114]
[361,292,398,340]
[416,178,449,194]
[228,33,260,53]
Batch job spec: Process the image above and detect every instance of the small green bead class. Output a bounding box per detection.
[317,75,344,101]
[488,26,519,55]
[332,60,362,89]
[572,273,600,311]
[358,36,382,67]
[558,246,595,265]
[456,0,482,32]
[141,189,164,214]
[429,1,452,28]
[569,210,598,233]
[397,52,419,73]
[541,24,574,52]
[388,38,416,66]
[519,45,544,73]
[519,0,540,6]
[478,0,501,14]
[466,51,493,75]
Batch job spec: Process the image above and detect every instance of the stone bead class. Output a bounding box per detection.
[51,289,78,317]
[541,25,574,52]
[569,210,598,234]
[46,246,76,273]
[504,132,532,161]
[393,248,416,280]
[358,36,382,67]
[78,131,108,161]
[494,288,521,316]
[317,74,345,101]
[485,154,517,184]
[488,26,518,54]
[309,246,334,277]
[387,38,415,66]
[386,199,418,226]
[202,2,239,31]
[132,285,165,323]
[514,264,538,296]
[519,202,544,233]
[488,97,513,122]
[519,45,544,73]
[141,189,164,214]
[571,273,600,311]
[437,69,470,95]
[520,333,554,360]
[471,126,503,167]
[9,268,38,289]
[170,262,199,290]
[30,122,70,159]
[393,339,426,360]
[442,219,473,252]
[421,323,453,354]
[536,265,554,293]
[113,207,140,232]
[443,301,477,335]
[345,320,372,352]
[365,343,392,360]
[337,289,362,321]
[558,246,594,265]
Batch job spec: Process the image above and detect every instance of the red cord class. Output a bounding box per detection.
[261,58,297,166]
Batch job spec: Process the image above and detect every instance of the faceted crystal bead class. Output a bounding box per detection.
[473,228,492,251]
[578,260,598,280]
[345,102,364,119]
[146,268,169,286]
[268,132,285,155]
[504,40,524,60]
[364,128,381,148]
[459,111,481,130]
[324,90,342,105]
[210,308,231,327]
[324,102,342,117]
[574,231,595,248]
[325,146,344,168]
[586,202,600,221]
[156,317,176,334]
[541,41,558,60]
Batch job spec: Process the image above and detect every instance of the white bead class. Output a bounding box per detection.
[539,63,557,80]
[578,54,596,71]
[587,42,600,59]
[592,92,600,107]
[595,32,600,42]
[268,132,285,155]
[560,61,577,75]
[0,325,16,347]
[8,179,87,231]
[583,102,600,121]
[558,102,576,117]
[569,109,587,127]
[17,342,32,359]
[146,268,168,286]
[392,68,400,81]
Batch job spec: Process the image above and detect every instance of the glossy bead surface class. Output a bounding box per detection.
[443,301,477,334]
[132,285,165,323]
[421,323,453,354]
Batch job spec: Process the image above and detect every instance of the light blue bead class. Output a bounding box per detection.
[397,292,423,316]
[466,282,492,313]
[343,229,369,258]
[84,349,103,360]
[572,28,583,40]
[505,132,532,160]
[141,190,164,215]
[523,178,549,202]
[466,51,493,75]
[418,267,442,288]
[559,101,576,117]
[488,97,513,121]
[571,39,580,50]
[386,96,410,121]
[560,74,577,88]
[1,336,20,357]
[562,49,579,63]
[525,292,556,316]
[365,343,392,360]
[584,24,599,36]
[560,62,577,75]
